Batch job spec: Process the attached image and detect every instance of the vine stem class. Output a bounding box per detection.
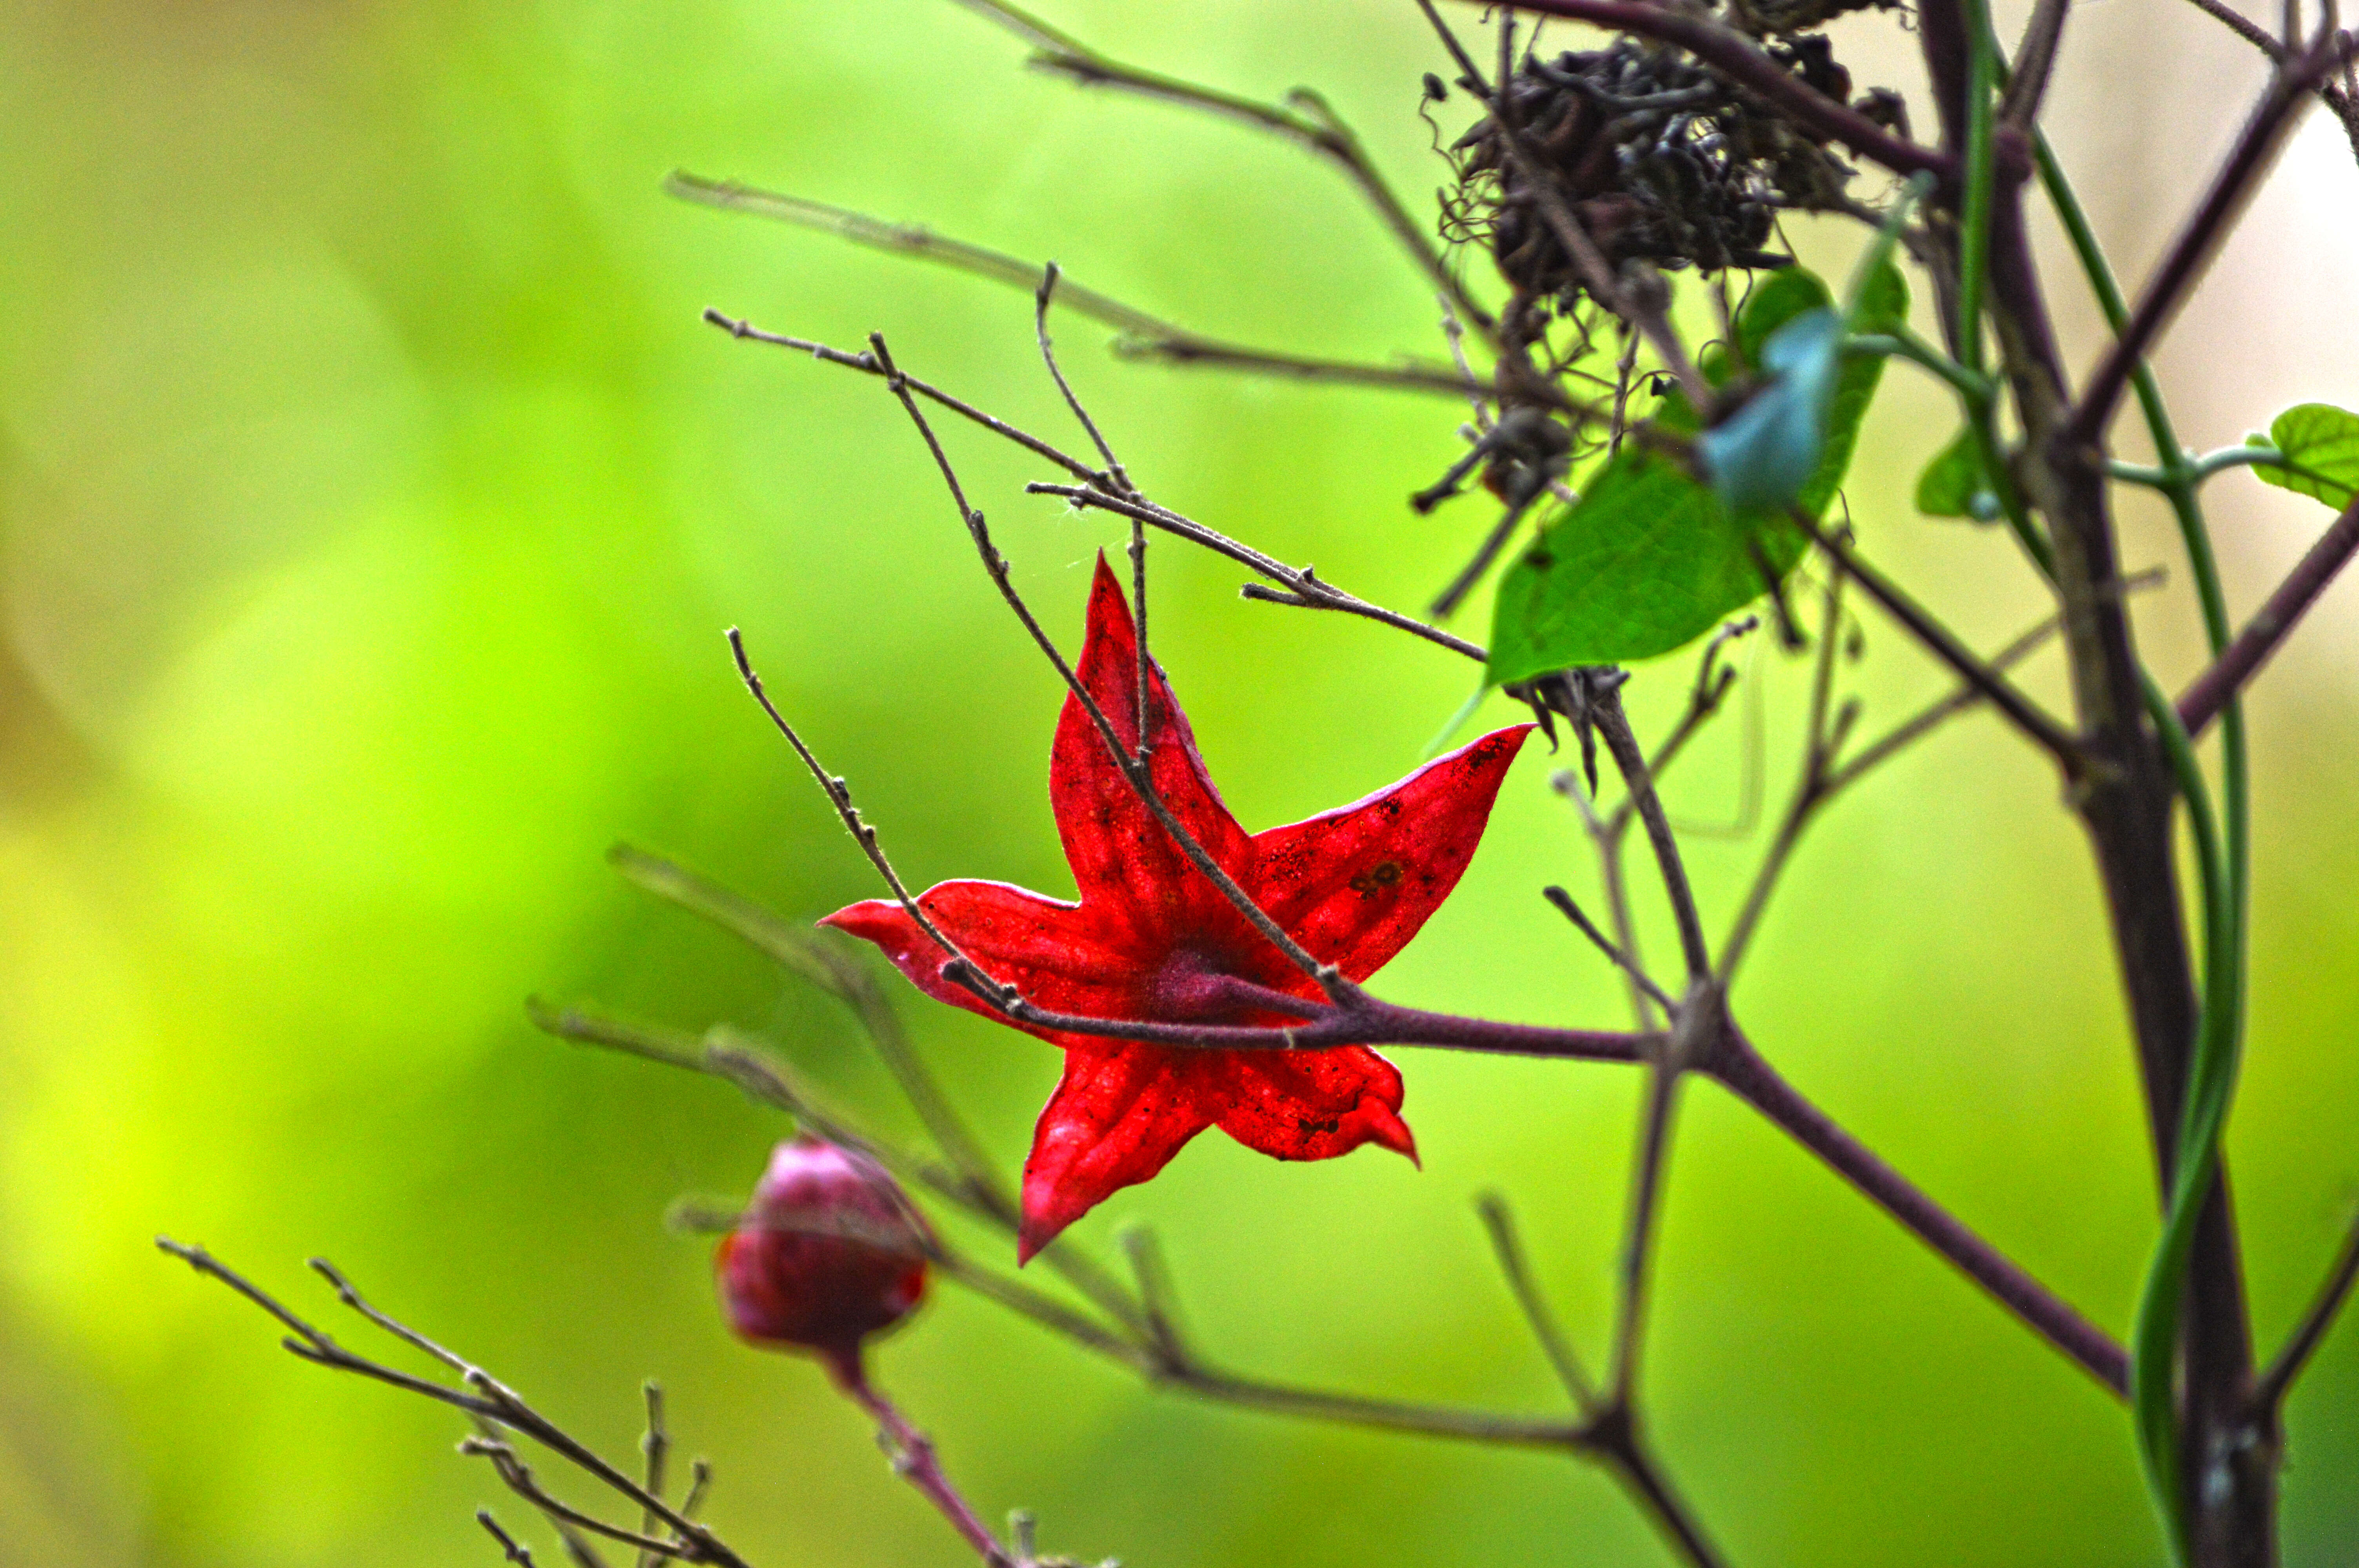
[2027,116,2255,1562]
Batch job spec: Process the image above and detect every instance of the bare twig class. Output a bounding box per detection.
[702,310,1110,486]
[1593,684,1712,982]
[1478,1193,1599,1411]
[2000,0,2073,128]
[1787,510,2088,771]
[156,1240,751,1567]
[2178,492,2359,739]
[725,626,1013,1009]
[2173,0,2359,163]
[2062,30,2346,449]
[944,0,1500,346]
[481,1512,542,1567]
[830,1361,1016,1568]
[1701,1038,2132,1395]
[1716,568,1862,984]
[704,311,1492,668]
[462,1437,672,1563]
[1431,490,1543,619]
[1830,571,2164,795]
[636,1385,669,1568]
[1039,483,1489,660]
[2252,1204,2359,1413]
[1542,885,1676,1011]
[1034,265,1150,750]
[672,180,1482,398]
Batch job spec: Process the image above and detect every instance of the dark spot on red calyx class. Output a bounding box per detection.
[1348,860,1405,895]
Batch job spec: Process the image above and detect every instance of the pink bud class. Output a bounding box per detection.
[715,1137,931,1372]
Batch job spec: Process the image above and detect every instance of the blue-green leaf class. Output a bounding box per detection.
[1696,307,1841,514]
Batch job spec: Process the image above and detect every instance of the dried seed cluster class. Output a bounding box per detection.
[1441,26,1895,330]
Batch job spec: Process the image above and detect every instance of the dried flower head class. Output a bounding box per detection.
[1441,31,1880,332]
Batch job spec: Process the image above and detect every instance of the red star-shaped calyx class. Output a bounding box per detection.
[825,555,1532,1259]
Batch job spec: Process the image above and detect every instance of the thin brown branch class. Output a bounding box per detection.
[1542,886,1677,1011]
[944,0,1501,346]
[462,1438,680,1564]
[2001,0,2073,127]
[480,1512,542,1567]
[1788,509,2088,771]
[1034,265,1149,752]
[831,1363,1015,1568]
[1476,1193,1601,1411]
[1593,684,1712,982]
[2178,492,2359,739]
[636,1385,670,1568]
[2062,31,2344,449]
[1714,574,1861,987]
[726,626,1016,1012]
[1702,1036,2132,1395]
[156,1241,751,1567]
[702,310,1110,486]
[2174,0,2359,159]
[1036,483,1489,661]
[1431,491,1542,619]
[1595,1422,1728,1568]
[2252,1204,2359,1413]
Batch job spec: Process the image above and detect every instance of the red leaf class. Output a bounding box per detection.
[1020,1043,1216,1261]
[825,553,1530,1258]
[1247,724,1532,986]
[1050,558,1257,952]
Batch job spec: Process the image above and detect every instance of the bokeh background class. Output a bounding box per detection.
[5,0,2358,1562]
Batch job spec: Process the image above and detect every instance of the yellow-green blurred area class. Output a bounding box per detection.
[5,0,2359,1561]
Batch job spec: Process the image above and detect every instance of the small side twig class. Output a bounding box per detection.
[831,1361,1016,1568]
[155,1240,751,1568]
[946,0,1501,347]
[1787,508,2087,771]
[481,1512,542,1567]
[1543,886,1676,1011]
[1593,683,1712,983]
[2252,1203,2359,1414]
[2178,491,2359,740]
[1039,482,1489,661]
[636,1384,669,1568]
[2062,27,2347,448]
[672,179,1483,398]
[1476,1192,1599,1411]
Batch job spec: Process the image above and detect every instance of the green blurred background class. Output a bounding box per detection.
[5,0,2357,1562]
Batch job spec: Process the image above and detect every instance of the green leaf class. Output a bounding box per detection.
[1916,426,2001,521]
[1486,263,1905,681]
[2253,402,2359,510]
[1486,450,1806,683]
[1737,269,1832,367]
